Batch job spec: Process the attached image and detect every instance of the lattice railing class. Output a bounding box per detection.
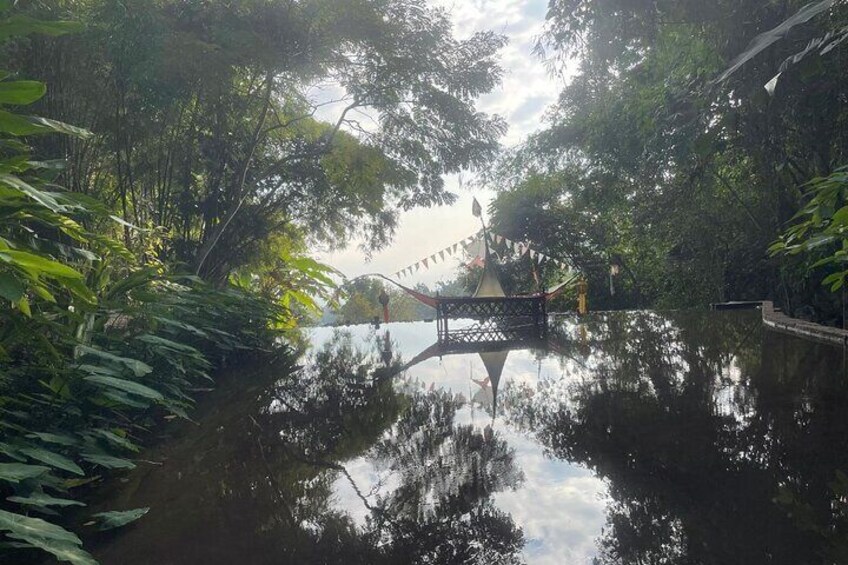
[435,296,547,346]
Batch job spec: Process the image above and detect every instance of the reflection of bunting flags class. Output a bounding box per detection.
[529,249,536,259]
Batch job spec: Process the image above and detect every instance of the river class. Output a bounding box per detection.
[84,310,848,564]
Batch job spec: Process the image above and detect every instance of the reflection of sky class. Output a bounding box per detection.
[306,322,608,564]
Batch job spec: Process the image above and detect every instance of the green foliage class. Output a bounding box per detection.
[332,277,434,325]
[0,509,95,565]
[230,231,340,327]
[6,0,505,281]
[770,166,848,291]
[490,0,848,317]
[0,1,504,561]
[0,6,296,564]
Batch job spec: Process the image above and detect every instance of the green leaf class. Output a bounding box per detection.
[7,493,86,508]
[19,447,84,476]
[0,509,95,565]
[79,452,135,470]
[85,375,164,401]
[0,173,66,211]
[77,346,153,377]
[26,432,78,447]
[26,116,92,138]
[0,80,46,105]
[0,272,23,302]
[91,507,149,531]
[16,295,30,316]
[0,509,81,544]
[100,390,150,409]
[0,15,84,40]
[0,249,85,279]
[0,443,25,462]
[91,429,139,453]
[0,109,51,135]
[135,333,201,354]
[0,462,49,483]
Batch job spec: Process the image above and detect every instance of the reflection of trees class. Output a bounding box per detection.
[367,387,525,563]
[508,311,848,564]
[91,331,526,564]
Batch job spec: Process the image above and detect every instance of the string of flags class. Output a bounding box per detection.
[391,230,573,279]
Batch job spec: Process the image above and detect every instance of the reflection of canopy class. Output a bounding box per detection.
[398,341,511,419]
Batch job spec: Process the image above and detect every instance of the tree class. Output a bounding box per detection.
[7,0,507,282]
[489,0,848,318]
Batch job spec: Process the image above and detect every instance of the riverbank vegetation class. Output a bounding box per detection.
[0,1,506,562]
[487,0,848,322]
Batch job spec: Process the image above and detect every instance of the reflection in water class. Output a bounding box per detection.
[87,311,848,565]
[506,311,848,564]
[89,331,526,564]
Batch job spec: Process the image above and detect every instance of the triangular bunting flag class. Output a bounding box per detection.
[415,263,420,272]
[496,235,503,244]
[529,249,536,259]
[422,258,429,269]
[430,254,437,264]
[452,243,458,253]
[439,250,445,261]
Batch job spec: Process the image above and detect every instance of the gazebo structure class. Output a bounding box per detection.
[353,198,579,346]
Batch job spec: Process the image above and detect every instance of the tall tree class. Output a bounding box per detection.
[489,0,848,316]
[8,0,506,281]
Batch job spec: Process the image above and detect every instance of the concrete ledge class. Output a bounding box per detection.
[761,301,848,347]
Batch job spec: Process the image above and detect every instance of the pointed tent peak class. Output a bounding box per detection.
[473,256,505,297]
[473,226,505,298]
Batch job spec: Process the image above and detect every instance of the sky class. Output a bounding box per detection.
[316,0,568,287]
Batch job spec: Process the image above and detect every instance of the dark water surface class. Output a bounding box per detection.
[85,311,848,564]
